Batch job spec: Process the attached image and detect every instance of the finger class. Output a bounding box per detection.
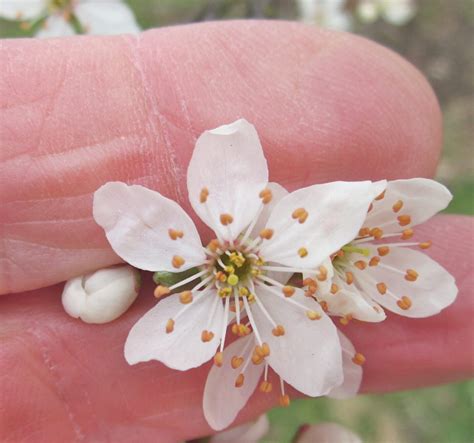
[0,21,442,294]
[1,215,472,442]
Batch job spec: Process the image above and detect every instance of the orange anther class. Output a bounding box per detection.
[405,269,419,282]
[220,213,234,225]
[358,227,370,237]
[330,283,339,294]
[172,255,185,269]
[317,266,328,281]
[251,353,264,365]
[168,229,184,240]
[392,200,404,213]
[154,285,170,299]
[352,352,366,366]
[292,208,308,223]
[165,319,174,334]
[207,239,221,252]
[259,380,272,393]
[401,228,414,240]
[397,215,411,226]
[231,356,244,369]
[199,187,209,203]
[340,314,353,326]
[369,256,380,267]
[376,282,387,295]
[179,290,193,304]
[303,278,317,288]
[259,188,273,204]
[214,352,223,367]
[272,325,285,336]
[279,394,290,407]
[282,285,295,297]
[298,247,308,258]
[375,190,386,201]
[354,260,367,270]
[419,241,432,249]
[259,228,274,240]
[231,323,251,336]
[346,271,354,284]
[255,343,270,358]
[370,227,384,239]
[377,246,390,256]
[234,373,245,388]
[305,285,317,296]
[319,301,329,312]
[201,330,215,342]
[306,310,321,320]
[397,296,412,310]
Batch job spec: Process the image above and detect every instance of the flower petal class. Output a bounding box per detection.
[353,246,457,318]
[74,0,140,35]
[260,181,378,268]
[124,290,223,370]
[187,119,269,241]
[35,14,75,38]
[0,0,45,20]
[203,335,264,431]
[327,331,362,399]
[251,286,343,396]
[93,182,206,272]
[363,178,452,233]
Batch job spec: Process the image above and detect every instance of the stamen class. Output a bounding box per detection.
[165,319,174,334]
[206,239,222,253]
[377,246,390,256]
[279,378,290,407]
[219,296,231,352]
[282,285,295,297]
[401,228,414,240]
[397,296,412,310]
[259,188,273,204]
[201,330,215,342]
[179,291,193,304]
[234,373,245,388]
[419,241,432,249]
[231,323,251,336]
[352,352,366,366]
[317,265,328,281]
[358,227,370,237]
[369,256,380,267]
[171,255,185,269]
[376,282,387,295]
[298,247,308,258]
[259,380,273,393]
[374,190,385,200]
[392,200,403,213]
[369,227,383,239]
[214,351,223,367]
[340,314,353,326]
[154,285,170,299]
[272,325,285,336]
[259,228,274,240]
[306,310,321,320]
[199,187,209,203]
[354,260,367,270]
[397,215,411,226]
[169,270,210,291]
[233,288,241,324]
[342,245,371,256]
[405,269,419,282]
[345,272,354,285]
[220,213,234,226]
[231,356,244,369]
[168,229,184,240]
[242,296,263,345]
[292,207,309,223]
[330,283,339,294]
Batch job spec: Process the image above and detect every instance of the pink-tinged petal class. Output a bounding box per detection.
[260,181,377,268]
[209,414,269,443]
[187,119,269,241]
[252,286,343,396]
[296,422,362,443]
[327,331,362,399]
[203,335,264,431]
[124,290,223,370]
[93,182,206,272]
[354,246,457,318]
[35,14,75,38]
[364,178,452,233]
[74,0,140,35]
[0,0,45,20]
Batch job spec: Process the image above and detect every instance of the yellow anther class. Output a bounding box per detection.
[229,252,246,267]
[272,325,285,336]
[397,214,411,226]
[255,343,270,358]
[375,190,385,200]
[306,310,321,320]
[154,285,170,299]
[207,239,221,252]
[227,274,239,286]
[218,287,232,298]
[340,314,353,326]
[231,356,244,369]
[171,255,185,269]
[370,227,384,239]
[259,380,273,393]
[259,188,273,204]
[298,247,308,258]
[392,200,404,213]
[397,296,412,310]
[231,323,251,336]
[215,271,227,282]
[179,290,193,304]
[405,269,419,282]
[201,330,215,342]
[282,285,295,297]
[247,293,256,303]
[225,265,235,274]
[352,352,366,366]
[401,228,414,240]
[377,246,390,256]
[239,286,250,297]
[165,319,174,334]
[358,227,370,237]
[279,394,290,407]
[214,351,223,367]
[346,271,354,285]
[292,207,309,223]
[200,187,209,203]
[354,260,367,270]
[251,353,264,365]
[376,282,387,295]
[234,373,245,388]
[419,241,432,249]
[168,228,184,240]
[259,228,274,240]
[369,256,380,267]
[317,266,328,281]
[220,213,234,225]
[330,283,339,294]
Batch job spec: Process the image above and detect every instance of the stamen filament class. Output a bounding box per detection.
[234,288,241,325]
[169,270,209,291]
[255,282,312,314]
[219,296,230,352]
[242,296,263,345]
[240,204,265,246]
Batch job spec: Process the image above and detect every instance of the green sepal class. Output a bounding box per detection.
[153,267,200,287]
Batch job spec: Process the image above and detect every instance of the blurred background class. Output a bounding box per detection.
[1,0,472,442]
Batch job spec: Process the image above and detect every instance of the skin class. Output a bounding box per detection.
[0,21,472,442]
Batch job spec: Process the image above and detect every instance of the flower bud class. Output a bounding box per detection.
[61,265,140,324]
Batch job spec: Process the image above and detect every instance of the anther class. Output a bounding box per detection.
[259,380,273,393]
[376,282,387,295]
[370,227,384,239]
[231,323,251,336]
[401,228,414,240]
[234,373,245,388]
[346,272,354,285]
[171,255,185,269]
[354,260,367,270]
[154,285,170,299]
[255,343,270,358]
[317,266,328,281]
[419,241,432,249]
[199,187,209,203]
[207,239,221,252]
[303,278,317,288]
[292,208,309,223]
[239,287,250,297]
[227,274,239,286]
[397,296,412,310]
[352,352,366,366]
[330,283,339,294]
[231,356,244,369]
[272,325,285,336]
[201,330,215,342]
[298,247,308,258]
[168,229,184,240]
[377,246,390,256]
[179,290,193,304]
[259,228,274,240]
[279,394,290,407]
[369,256,380,267]
[374,190,385,200]
[405,269,419,282]
[252,353,264,365]
[340,314,353,326]
[305,286,317,297]
[282,285,295,297]
[218,287,232,297]
[214,352,223,367]
[306,310,321,320]
[319,301,329,312]
[165,319,174,334]
[259,188,273,204]
[220,213,234,225]
[358,227,370,237]
[397,215,411,226]
[392,200,404,213]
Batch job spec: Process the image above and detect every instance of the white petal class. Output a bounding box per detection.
[296,422,362,443]
[187,119,269,241]
[327,331,362,399]
[35,14,75,38]
[75,0,140,35]
[0,0,45,20]
[203,335,264,431]
[364,178,452,233]
[251,287,343,396]
[62,264,140,324]
[354,246,457,318]
[260,181,378,269]
[93,182,206,272]
[124,290,223,370]
[209,414,269,443]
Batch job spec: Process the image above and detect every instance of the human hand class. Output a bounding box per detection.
[1,21,472,442]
